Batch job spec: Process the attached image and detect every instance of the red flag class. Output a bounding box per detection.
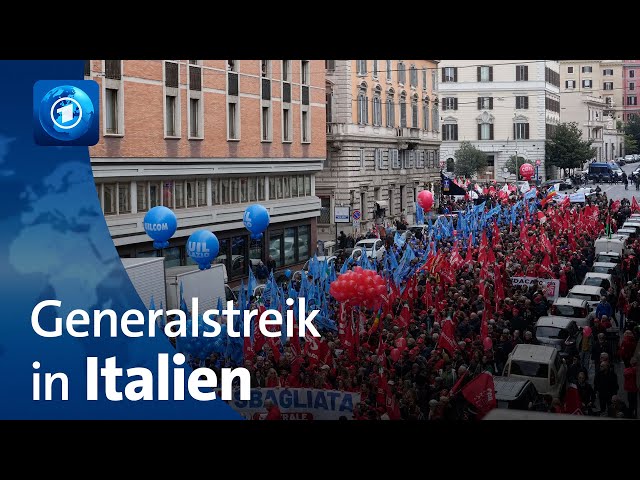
[450,367,469,397]
[481,302,490,338]
[252,310,267,354]
[396,304,412,329]
[437,319,459,354]
[305,333,331,365]
[243,336,255,361]
[268,336,281,363]
[290,319,301,356]
[494,265,505,305]
[464,233,474,265]
[486,246,496,264]
[461,372,497,419]
[633,196,640,213]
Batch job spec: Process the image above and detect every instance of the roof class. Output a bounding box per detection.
[595,251,621,257]
[536,316,575,329]
[584,272,611,281]
[592,262,617,268]
[510,344,557,363]
[553,297,588,307]
[568,285,606,295]
[617,228,637,233]
[493,377,532,401]
[355,239,381,246]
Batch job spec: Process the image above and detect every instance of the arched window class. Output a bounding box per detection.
[423,96,430,131]
[357,82,368,125]
[411,94,419,128]
[400,91,407,128]
[373,86,382,126]
[386,88,395,127]
[398,61,406,84]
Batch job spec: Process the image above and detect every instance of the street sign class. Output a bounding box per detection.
[353,219,360,229]
[536,159,541,166]
[352,209,361,221]
[334,206,350,223]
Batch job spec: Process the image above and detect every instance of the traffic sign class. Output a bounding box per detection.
[352,209,361,220]
[353,219,360,229]
[334,206,350,223]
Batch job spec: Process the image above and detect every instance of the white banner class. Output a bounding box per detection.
[511,276,560,301]
[554,191,586,203]
[222,388,361,421]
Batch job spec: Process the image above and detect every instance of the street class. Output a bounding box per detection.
[595,162,640,201]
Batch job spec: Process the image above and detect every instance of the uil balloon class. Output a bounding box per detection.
[284,269,292,279]
[143,206,177,249]
[417,190,434,211]
[243,204,270,240]
[187,230,220,270]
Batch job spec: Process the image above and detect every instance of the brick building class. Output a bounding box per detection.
[88,60,325,283]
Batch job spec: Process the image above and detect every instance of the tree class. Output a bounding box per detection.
[625,134,638,156]
[505,155,525,176]
[624,116,640,154]
[545,122,596,177]
[454,141,488,178]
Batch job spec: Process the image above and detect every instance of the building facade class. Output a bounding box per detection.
[560,60,625,161]
[438,60,559,182]
[623,60,640,122]
[317,60,441,241]
[88,60,326,284]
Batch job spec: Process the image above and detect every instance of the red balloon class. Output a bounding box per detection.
[519,163,534,181]
[390,348,401,362]
[417,190,434,211]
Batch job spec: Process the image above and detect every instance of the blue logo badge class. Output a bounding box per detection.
[33,80,99,146]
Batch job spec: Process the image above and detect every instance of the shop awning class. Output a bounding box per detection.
[375,200,389,209]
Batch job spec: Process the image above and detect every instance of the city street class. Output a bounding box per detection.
[595,161,640,201]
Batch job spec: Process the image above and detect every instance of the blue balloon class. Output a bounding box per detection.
[143,206,177,249]
[243,204,270,236]
[187,230,219,270]
[284,269,292,279]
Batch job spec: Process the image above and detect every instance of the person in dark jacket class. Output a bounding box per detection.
[567,355,587,385]
[591,332,612,370]
[594,361,619,414]
[576,371,596,414]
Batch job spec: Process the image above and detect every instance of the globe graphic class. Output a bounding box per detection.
[39,85,95,141]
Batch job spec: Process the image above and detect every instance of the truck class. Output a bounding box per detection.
[121,257,167,310]
[165,263,230,313]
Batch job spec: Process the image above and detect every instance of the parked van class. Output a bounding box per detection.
[594,237,628,257]
[503,344,567,398]
[587,162,615,182]
[493,377,540,411]
[567,285,608,309]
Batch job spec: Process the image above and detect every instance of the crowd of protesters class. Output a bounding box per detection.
[201,184,640,420]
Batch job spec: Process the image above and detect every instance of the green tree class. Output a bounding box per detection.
[505,155,526,175]
[625,134,638,155]
[545,122,596,177]
[454,141,488,178]
[624,116,640,154]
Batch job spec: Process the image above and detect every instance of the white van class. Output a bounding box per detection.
[503,344,567,398]
[567,285,608,309]
[594,237,628,257]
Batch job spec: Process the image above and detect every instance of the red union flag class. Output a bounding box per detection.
[304,332,331,365]
[461,372,496,419]
[437,319,459,354]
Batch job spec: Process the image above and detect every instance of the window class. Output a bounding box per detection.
[373,60,378,78]
[486,155,495,167]
[400,94,407,127]
[628,96,638,106]
[137,182,148,212]
[399,185,405,212]
[386,60,392,81]
[357,91,368,124]
[102,183,116,215]
[301,60,310,85]
[422,68,427,91]
[375,148,385,169]
[604,82,613,91]
[545,97,560,113]
[478,97,493,110]
[515,65,528,81]
[390,149,400,169]
[189,62,201,91]
[357,60,367,75]
[189,98,201,138]
[372,96,382,126]
[283,107,292,142]
[282,60,291,82]
[630,83,636,91]
[298,225,310,262]
[545,67,559,87]
[432,104,439,131]
[478,123,493,140]
[510,361,548,379]
[516,96,529,109]
[565,80,576,89]
[149,182,161,208]
[630,70,636,78]
[324,60,334,72]
[228,102,239,140]
[319,197,331,224]
[198,180,206,206]
[304,175,311,195]
[302,111,310,143]
[165,95,177,136]
[416,151,425,168]
[477,65,493,82]
[98,182,131,216]
[443,97,458,110]
[262,106,271,141]
[581,66,593,73]
[582,79,592,88]
[398,61,406,84]
[165,61,178,87]
[603,69,613,76]
[386,94,395,127]
[410,65,418,87]
[605,97,612,106]
[105,88,118,134]
[162,181,173,207]
[443,67,457,83]
[261,60,271,78]
[411,97,419,128]
[359,148,365,169]
[84,60,91,77]
[422,101,429,131]
[174,181,185,208]
[230,178,240,203]
[186,180,198,208]
[514,122,530,140]
[567,66,574,73]
[443,124,458,141]
[360,192,367,220]
[230,235,247,278]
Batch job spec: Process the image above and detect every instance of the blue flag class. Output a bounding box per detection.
[247,267,257,299]
[394,231,406,248]
[416,204,424,225]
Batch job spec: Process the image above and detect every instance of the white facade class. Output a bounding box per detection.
[438,60,560,182]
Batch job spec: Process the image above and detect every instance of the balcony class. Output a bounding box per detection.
[395,127,421,138]
[326,122,346,135]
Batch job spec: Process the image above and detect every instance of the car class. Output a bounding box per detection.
[634,154,640,162]
[618,157,626,166]
[567,285,608,310]
[353,238,385,261]
[611,166,624,180]
[625,154,635,164]
[302,256,336,273]
[582,272,613,292]
[493,377,541,411]
[587,162,616,183]
[549,297,593,327]
[591,261,620,277]
[540,179,573,191]
[622,222,640,236]
[503,344,567,399]
[534,317,583,358]
[616,228,638,241]
[594,251,622,264]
